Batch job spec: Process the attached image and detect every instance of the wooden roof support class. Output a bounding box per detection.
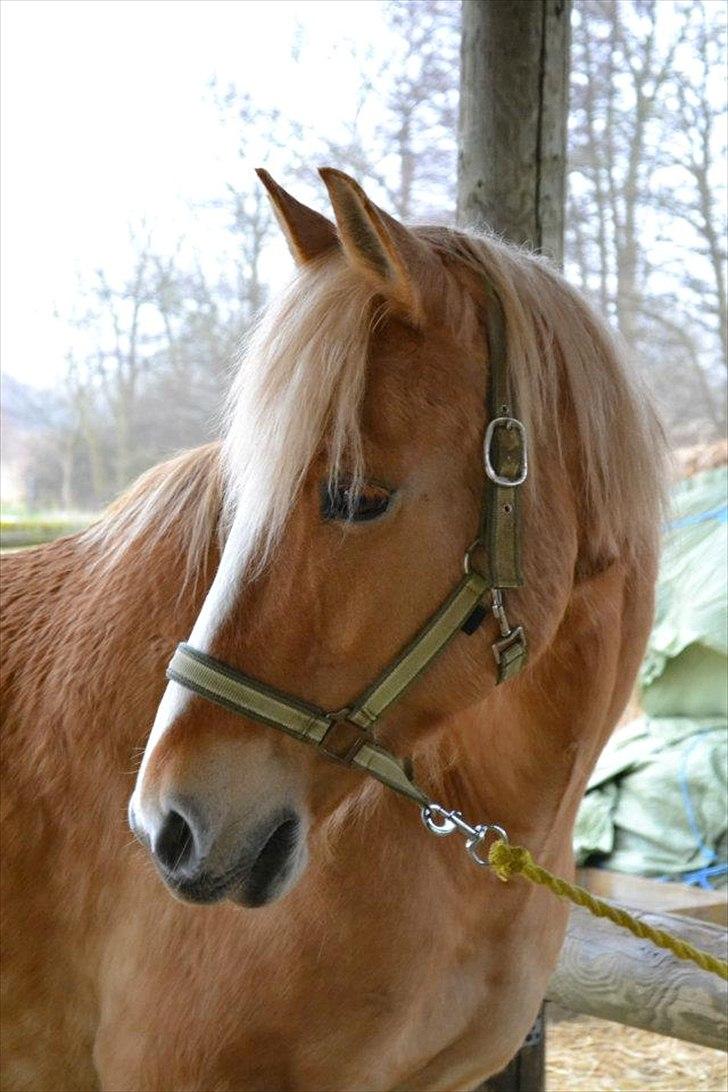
[458,0,572,267]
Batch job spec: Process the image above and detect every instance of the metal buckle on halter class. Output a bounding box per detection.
[484,416,528,487]
[492,626,526,666]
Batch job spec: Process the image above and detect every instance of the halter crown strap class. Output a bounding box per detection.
[479,289,526,590]
[165,287,527,792]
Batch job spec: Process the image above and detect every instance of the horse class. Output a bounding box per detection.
[1,168,664,1091]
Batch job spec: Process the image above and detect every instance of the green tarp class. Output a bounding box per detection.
[574,466,728,884]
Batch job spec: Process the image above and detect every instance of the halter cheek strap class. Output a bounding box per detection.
[165,290,527,801]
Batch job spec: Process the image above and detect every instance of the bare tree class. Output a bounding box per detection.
[93,246,155,490]
[567,0,726,443]
[49,233,238,507]
[314,0,460,220]
[207,86,312,322]
[658,3,727,369]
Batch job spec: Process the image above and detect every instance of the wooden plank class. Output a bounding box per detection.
[547,902,728,1051]
[577,869,728,926]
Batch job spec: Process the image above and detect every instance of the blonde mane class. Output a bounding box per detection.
[219,256,382,574]
[84,229,664,581]
[421,227,665,563]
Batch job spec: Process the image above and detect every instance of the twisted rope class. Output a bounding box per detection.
[488,840,728,982]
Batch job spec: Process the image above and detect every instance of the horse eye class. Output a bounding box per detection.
[321,481,392,523]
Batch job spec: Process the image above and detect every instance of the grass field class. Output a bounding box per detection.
[0,510,96,550]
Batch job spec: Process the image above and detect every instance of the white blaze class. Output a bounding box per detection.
[133,505,255,799]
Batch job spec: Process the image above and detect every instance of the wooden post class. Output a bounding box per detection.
[457,0,572,266]
[459,4,571,1088]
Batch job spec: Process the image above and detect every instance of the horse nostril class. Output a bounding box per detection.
[247,816,300,905]
[154,809,195,874]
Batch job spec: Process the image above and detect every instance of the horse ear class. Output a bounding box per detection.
[318,168,427,322]
[256,169,339,265]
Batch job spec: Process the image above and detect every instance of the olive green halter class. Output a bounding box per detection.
[167,293,527,804]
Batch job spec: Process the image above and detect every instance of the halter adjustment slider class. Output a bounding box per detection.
[318,709,372,764]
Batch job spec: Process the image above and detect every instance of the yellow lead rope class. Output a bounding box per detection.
[488,840,728,982]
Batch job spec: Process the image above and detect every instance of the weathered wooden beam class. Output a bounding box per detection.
[458,0,572,265]
[547,902,728,1051]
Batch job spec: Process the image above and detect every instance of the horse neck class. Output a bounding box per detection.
[422,557,652,864]
[7,518,218,814]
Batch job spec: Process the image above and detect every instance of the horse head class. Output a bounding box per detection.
[129,169,659,909]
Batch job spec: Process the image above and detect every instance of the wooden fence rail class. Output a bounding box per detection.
[479,883,727,1091]
[547,901,727,1052]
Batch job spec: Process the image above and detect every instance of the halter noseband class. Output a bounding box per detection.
[166,291,527,804]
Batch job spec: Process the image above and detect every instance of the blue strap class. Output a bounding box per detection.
[666,503,727,532]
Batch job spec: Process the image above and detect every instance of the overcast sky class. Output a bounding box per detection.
[1,0,388,388]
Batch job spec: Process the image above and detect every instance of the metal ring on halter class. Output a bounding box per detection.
[463,540,488,577]
[483,417,528,487]
[465,824,509,867]
[421,804,458,836]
